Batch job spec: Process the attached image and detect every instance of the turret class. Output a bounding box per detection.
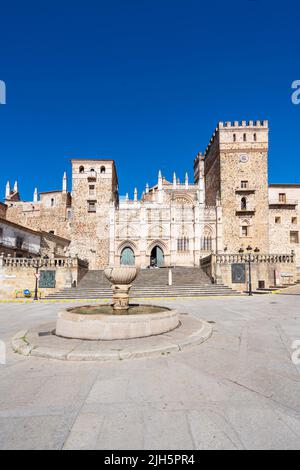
[13,181,18,193]
[134,187,138,202]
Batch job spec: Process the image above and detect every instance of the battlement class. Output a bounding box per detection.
[218,120,268,129]
[204,120,269,156]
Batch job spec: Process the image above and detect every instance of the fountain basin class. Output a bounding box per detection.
[56,305,179,340]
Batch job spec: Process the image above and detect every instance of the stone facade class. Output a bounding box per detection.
[3,120,300,286]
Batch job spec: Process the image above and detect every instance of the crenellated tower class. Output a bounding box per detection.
[203,120,269,253]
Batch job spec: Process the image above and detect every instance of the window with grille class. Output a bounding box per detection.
[177,237,189,252]
[201,236,212,251]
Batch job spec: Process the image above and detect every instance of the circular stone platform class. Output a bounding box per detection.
[56,305,179,340]
[11,314,213,362]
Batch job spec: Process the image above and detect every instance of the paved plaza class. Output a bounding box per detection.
[0,290,300,450]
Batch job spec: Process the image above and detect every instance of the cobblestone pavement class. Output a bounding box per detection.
[0,290,300,450]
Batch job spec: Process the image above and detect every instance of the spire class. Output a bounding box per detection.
[134,187,138,202]
[185,172,189,188]
[33,188,38,203]
[62,172,67,193]
[173,172,177,189]
[125,193,129,201]
[158,170,163,191]
[13,181,18,193]
[5,181,10,199]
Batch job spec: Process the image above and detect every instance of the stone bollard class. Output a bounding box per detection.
[168,268,173,286]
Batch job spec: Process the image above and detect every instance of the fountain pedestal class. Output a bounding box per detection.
[111,284,132,311]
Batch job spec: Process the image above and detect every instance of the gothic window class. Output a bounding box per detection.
[100,166,106,174]
[241,197,247,210]
[177,237,189,252]
[79,166,85,174]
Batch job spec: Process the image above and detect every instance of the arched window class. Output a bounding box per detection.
[51,198,55,207]
[233,133,236,142]
[243,133,247,142]
[90,168,95,173]
[241,197,247,210]
[253,133,257,142]
[100,166,106,174]
[79,166,84,174]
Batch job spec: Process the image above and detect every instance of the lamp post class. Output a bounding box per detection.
[33,258,44,301]
[239,246,260,296]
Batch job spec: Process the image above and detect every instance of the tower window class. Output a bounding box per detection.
[254,133,257,142]
[241,226,249,237]
[51,198,55,207]
[88,201,96,213]
[243,133,247,142]
[292,217,297,224]
[100,166,106,174]
[290,231,299,244]
[275,217,281,224]
[233,133,236,142]
[241,180,248,189]
[89,185,95,196]
[241,197,247,210]
[79,166,85,174]
[279,193,286,203]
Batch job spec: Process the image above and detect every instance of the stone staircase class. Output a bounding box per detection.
[45,267,241,300]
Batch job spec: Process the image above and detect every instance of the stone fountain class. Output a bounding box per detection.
[55,266,179,340]
[104,266,138,311]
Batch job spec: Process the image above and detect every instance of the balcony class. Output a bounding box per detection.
[235,208,256,216]
[269,199,298,207]
[235,188,256,194]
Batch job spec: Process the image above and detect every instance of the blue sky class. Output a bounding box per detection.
[0,0,299,201]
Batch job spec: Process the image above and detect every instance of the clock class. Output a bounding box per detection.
[240,154,249,163]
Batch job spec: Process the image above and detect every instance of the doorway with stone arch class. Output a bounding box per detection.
[120,246,135,266]
[150,245,164,267]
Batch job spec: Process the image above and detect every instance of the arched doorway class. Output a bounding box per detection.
[120,247,135,266]
[150,246,164,267]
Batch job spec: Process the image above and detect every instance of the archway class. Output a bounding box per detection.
[150,246,164,267]
[120,247,135,266]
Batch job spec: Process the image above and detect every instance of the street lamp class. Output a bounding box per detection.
[33,258,44,301]
[239,246,260,296]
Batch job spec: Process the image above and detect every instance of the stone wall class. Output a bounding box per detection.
[0,203,7,219]
[201,253,297,291]
[0,256,88,299]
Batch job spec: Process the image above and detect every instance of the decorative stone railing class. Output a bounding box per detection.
[0,255,89,269]
[215,253,295,264]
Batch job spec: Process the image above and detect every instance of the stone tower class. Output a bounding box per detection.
[203,120,270,253]
[70,159,119,269]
